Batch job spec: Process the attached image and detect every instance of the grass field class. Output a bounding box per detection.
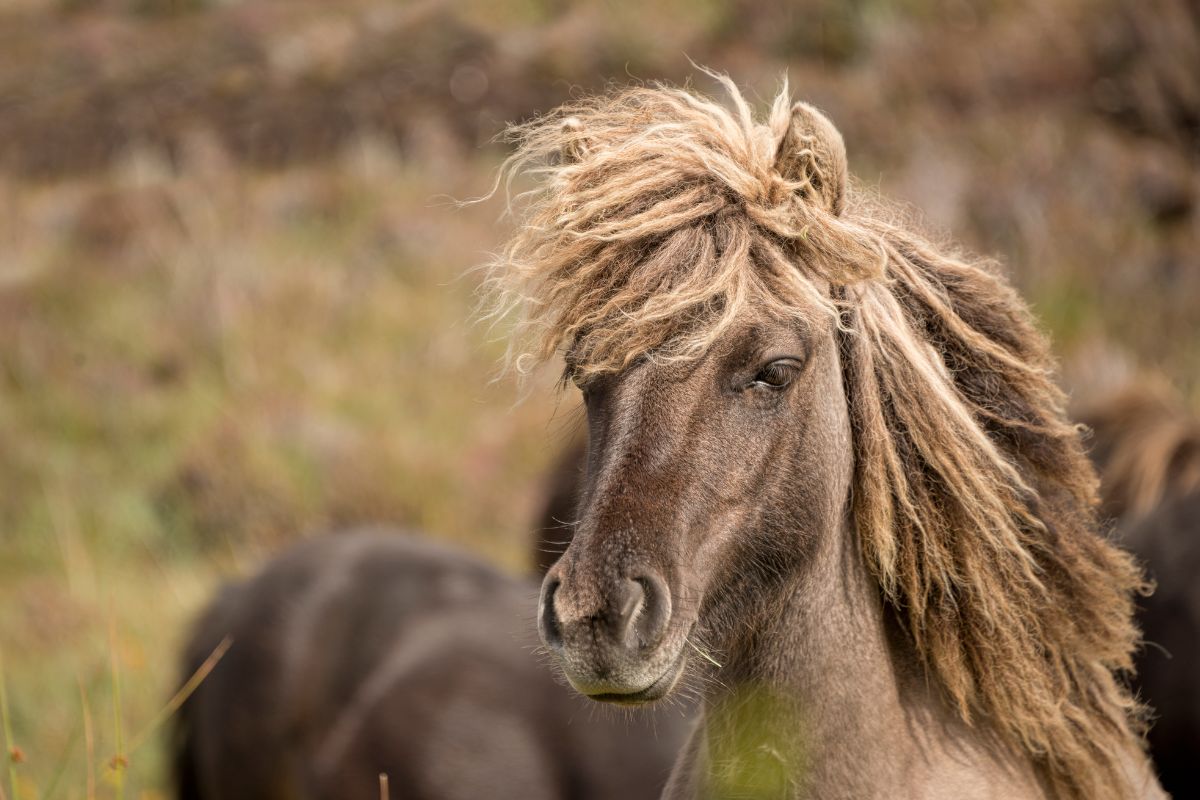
[0,0,1196,796]
[0,142,570,797]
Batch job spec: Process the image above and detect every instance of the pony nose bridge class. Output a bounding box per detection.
[583,398,691,528]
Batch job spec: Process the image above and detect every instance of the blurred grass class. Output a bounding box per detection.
[0,0,1197,796]
[0,139,571,796]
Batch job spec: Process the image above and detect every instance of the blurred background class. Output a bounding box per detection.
[0,0,1196,796]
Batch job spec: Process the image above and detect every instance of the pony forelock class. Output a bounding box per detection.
[482,74,1149,800]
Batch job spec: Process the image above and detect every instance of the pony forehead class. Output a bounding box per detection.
[565,225,841,377]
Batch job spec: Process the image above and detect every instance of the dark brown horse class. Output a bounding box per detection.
[1079,383,1200,798]
[174,530,688,800]
[486,76,1163,799]
[1121,490,1200,799]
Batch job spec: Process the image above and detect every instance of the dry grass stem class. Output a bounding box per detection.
[76,675,95,800]
[126,637,233,756]
[0,653,19,800]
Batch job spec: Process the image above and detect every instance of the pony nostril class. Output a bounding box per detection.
[539,576,563,652]
[614,578,646,649]
[631,572,671,649]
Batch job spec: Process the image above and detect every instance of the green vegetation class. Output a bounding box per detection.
[704,684,809,799]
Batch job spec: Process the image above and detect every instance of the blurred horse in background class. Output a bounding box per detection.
[1080,382,1200,523]
[532,435,587,576]
[1079,382,1200,798]
[174,530,688,800]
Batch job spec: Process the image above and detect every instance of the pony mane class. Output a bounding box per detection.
[484,76,1149,800]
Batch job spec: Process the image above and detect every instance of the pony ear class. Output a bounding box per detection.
[559,116,592,164]
[774,102,847,216]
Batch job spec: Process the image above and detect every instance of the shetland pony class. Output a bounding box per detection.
[484,76,1164,799]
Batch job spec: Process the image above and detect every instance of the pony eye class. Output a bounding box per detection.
[752,361,796,389]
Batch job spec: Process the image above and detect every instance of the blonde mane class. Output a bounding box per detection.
[484,76,1148,800]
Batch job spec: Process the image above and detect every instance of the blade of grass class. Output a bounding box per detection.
[43,479,92,599]
[107,607,125,800]
[686,637,723,668]
[77,674,95,800]
[39,713,82,800]
[0,651,20,800]
[124,636,232,756]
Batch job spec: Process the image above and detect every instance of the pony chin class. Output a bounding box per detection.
[579,647,689,706]
[558,631,691,705]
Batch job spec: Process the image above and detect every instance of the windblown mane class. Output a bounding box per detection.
[484,76,1148,800]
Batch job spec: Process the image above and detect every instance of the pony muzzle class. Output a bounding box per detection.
[538,568,682,703]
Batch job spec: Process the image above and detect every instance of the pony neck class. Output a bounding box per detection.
[686,516,1048,799]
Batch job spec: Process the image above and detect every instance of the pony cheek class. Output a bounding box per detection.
[682,515,748,599]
